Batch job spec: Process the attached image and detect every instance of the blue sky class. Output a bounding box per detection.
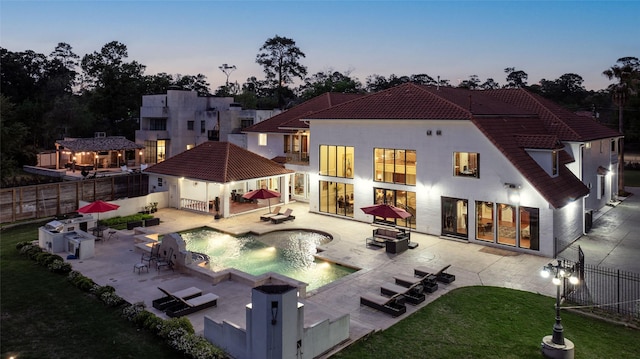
[2,1,638,91]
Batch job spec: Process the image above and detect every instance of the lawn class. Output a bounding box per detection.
[334,286,640,359]
[625,169,640,188]
[0,221,179,359]
[2,222,638,359]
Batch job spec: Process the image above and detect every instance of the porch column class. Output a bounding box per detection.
[221,183,230,218]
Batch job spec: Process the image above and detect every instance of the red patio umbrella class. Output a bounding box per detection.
[360,203,412,219]
[242,188,281,213]
[77,200,120,222]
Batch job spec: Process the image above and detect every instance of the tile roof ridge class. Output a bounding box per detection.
[414,84,472,118]
[222,142,231,181]
[516,88,583,140]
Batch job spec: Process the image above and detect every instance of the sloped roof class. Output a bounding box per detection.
[304,83,613,208]
[56,136,143,152]
[242,93,363,133]
[144,141,293,183]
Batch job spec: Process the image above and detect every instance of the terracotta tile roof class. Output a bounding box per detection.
[56,136,143,152]
[144,141,293,183]
[484,88,621,141]
[308,83,536,120]
[243,93,363,133]
[514,134,564,150]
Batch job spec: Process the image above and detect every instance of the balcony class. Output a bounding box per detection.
[140,106,168,118]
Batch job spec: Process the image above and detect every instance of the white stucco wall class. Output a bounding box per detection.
[309,118,559,256]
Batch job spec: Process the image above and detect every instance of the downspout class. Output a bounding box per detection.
[579,144,588,235]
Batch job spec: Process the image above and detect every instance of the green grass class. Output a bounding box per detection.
[334,286,640,359]
[0,221,179,359]
[625,169,640,187]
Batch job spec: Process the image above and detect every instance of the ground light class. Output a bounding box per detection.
[540,259,579,359]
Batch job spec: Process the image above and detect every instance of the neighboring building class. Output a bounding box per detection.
[136,89,279,165]
[242,93,363,202]
[143,141,293,218]
[301,84,621,257]
[54,134,144,171]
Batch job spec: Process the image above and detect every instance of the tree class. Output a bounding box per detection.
[81,41,147,138]
[603,56,640,194]
[504,67,528,88]
[480,78,500,90]
[458,75,481,90]
[298,70,363,100]
[256,35,307,108]
[537,73,587,110]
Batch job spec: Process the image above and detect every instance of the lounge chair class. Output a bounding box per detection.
[165,292,219,318]
[260,206,282,221]
[156,247,174,271]
[152,286,203,311]
[360,292,406,317]
[141,243,160,266]
[270,208,295,224]
[415,264,456,284]
[394,273,438,293]
[380,282,425,305]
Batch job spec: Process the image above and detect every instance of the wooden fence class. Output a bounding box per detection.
[0,174,148,224]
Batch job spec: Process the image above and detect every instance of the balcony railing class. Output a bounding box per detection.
[286,152,309,164]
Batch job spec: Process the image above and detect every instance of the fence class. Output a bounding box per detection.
[563,247,640,318]
[0,174,148,224]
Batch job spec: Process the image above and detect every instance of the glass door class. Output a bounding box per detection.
[442,197,468,239]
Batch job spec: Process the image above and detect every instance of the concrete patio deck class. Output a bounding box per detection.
[67,188,640,357]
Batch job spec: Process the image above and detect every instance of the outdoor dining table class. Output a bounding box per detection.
[89,225,108,239]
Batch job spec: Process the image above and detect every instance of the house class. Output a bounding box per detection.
[54,134,144,171]
[298,84,621,257]
[143,141,293,218]
[136,89,280,165]
[242,93,363,202]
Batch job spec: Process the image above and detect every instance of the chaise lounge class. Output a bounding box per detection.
[270,208,295,224]
[260,206,282,221]
[380,282,425,305]
[360,292,406,317]
[165,292,219,318]
[394,273,439,293]
[415,264,456,284]
[152,286,203,311]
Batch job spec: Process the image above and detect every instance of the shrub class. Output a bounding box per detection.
[16,240,34,250]
[158,317,195,339]
[122,302,146,322]
[48,259,72,274]
[69,272,94,291]
[169,332,225,359]
[100,291,124,307]
[35,252,53,265]
[144,315,164,335]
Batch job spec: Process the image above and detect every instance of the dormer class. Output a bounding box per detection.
[515,134,564,177]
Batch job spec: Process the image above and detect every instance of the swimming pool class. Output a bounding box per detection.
[180,227,357,291]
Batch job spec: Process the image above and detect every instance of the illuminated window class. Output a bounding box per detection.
[258,133,267,146]
[319,181,354,217]
[454,152,479,178]
[373,148,416,185]
[552,151,558,176]
[319,145,354,178]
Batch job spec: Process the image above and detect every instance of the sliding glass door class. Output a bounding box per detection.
[442,197,468,239]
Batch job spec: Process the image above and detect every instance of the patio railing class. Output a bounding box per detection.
[180,198,208,213]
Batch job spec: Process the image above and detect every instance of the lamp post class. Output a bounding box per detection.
[540,260,578,358]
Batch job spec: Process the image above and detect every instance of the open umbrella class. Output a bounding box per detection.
[242,188,281,213]
[77,200,120,222]
[361,203,412,219]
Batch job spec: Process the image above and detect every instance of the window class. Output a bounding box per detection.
[442,197,468,238]
[454,152,479,178]
[157,140,166,163]
[150,118,167,131]
[157,177,163,187]
[519,207,539,250]
[497,203,516,246]
[319,145,354,178]
[200,121,205,133]
[187,121,194,131]
[373,188,416,229]
[259,133,267,146]
[552,151,558,176]
[319,181,354,217]
[374,148,416,185]
[611,139,616,152]
[241,118,253,129]
[475,201,494,242]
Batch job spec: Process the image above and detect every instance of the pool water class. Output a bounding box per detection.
[180,228,357,291]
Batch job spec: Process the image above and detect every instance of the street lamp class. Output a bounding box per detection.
[540,259,578,358]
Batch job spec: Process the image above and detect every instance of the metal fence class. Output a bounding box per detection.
[563,247,640,318]
[0,174,148,224]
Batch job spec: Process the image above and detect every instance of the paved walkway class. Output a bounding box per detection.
[69,188,639,357]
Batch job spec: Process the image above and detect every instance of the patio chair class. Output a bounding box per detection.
[260,206,283,221]
[360,292,406,317]
[165,292,219,318]
[270,208,295,224]
[141,243,160,266]
[156,247,174,272]
[152,286,203,311]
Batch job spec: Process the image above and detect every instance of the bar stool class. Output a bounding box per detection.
[107,230,118,241]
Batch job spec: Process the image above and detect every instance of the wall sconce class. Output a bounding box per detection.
[271,301,278,325]
[426,130,432,136]
[436,130,442,136]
